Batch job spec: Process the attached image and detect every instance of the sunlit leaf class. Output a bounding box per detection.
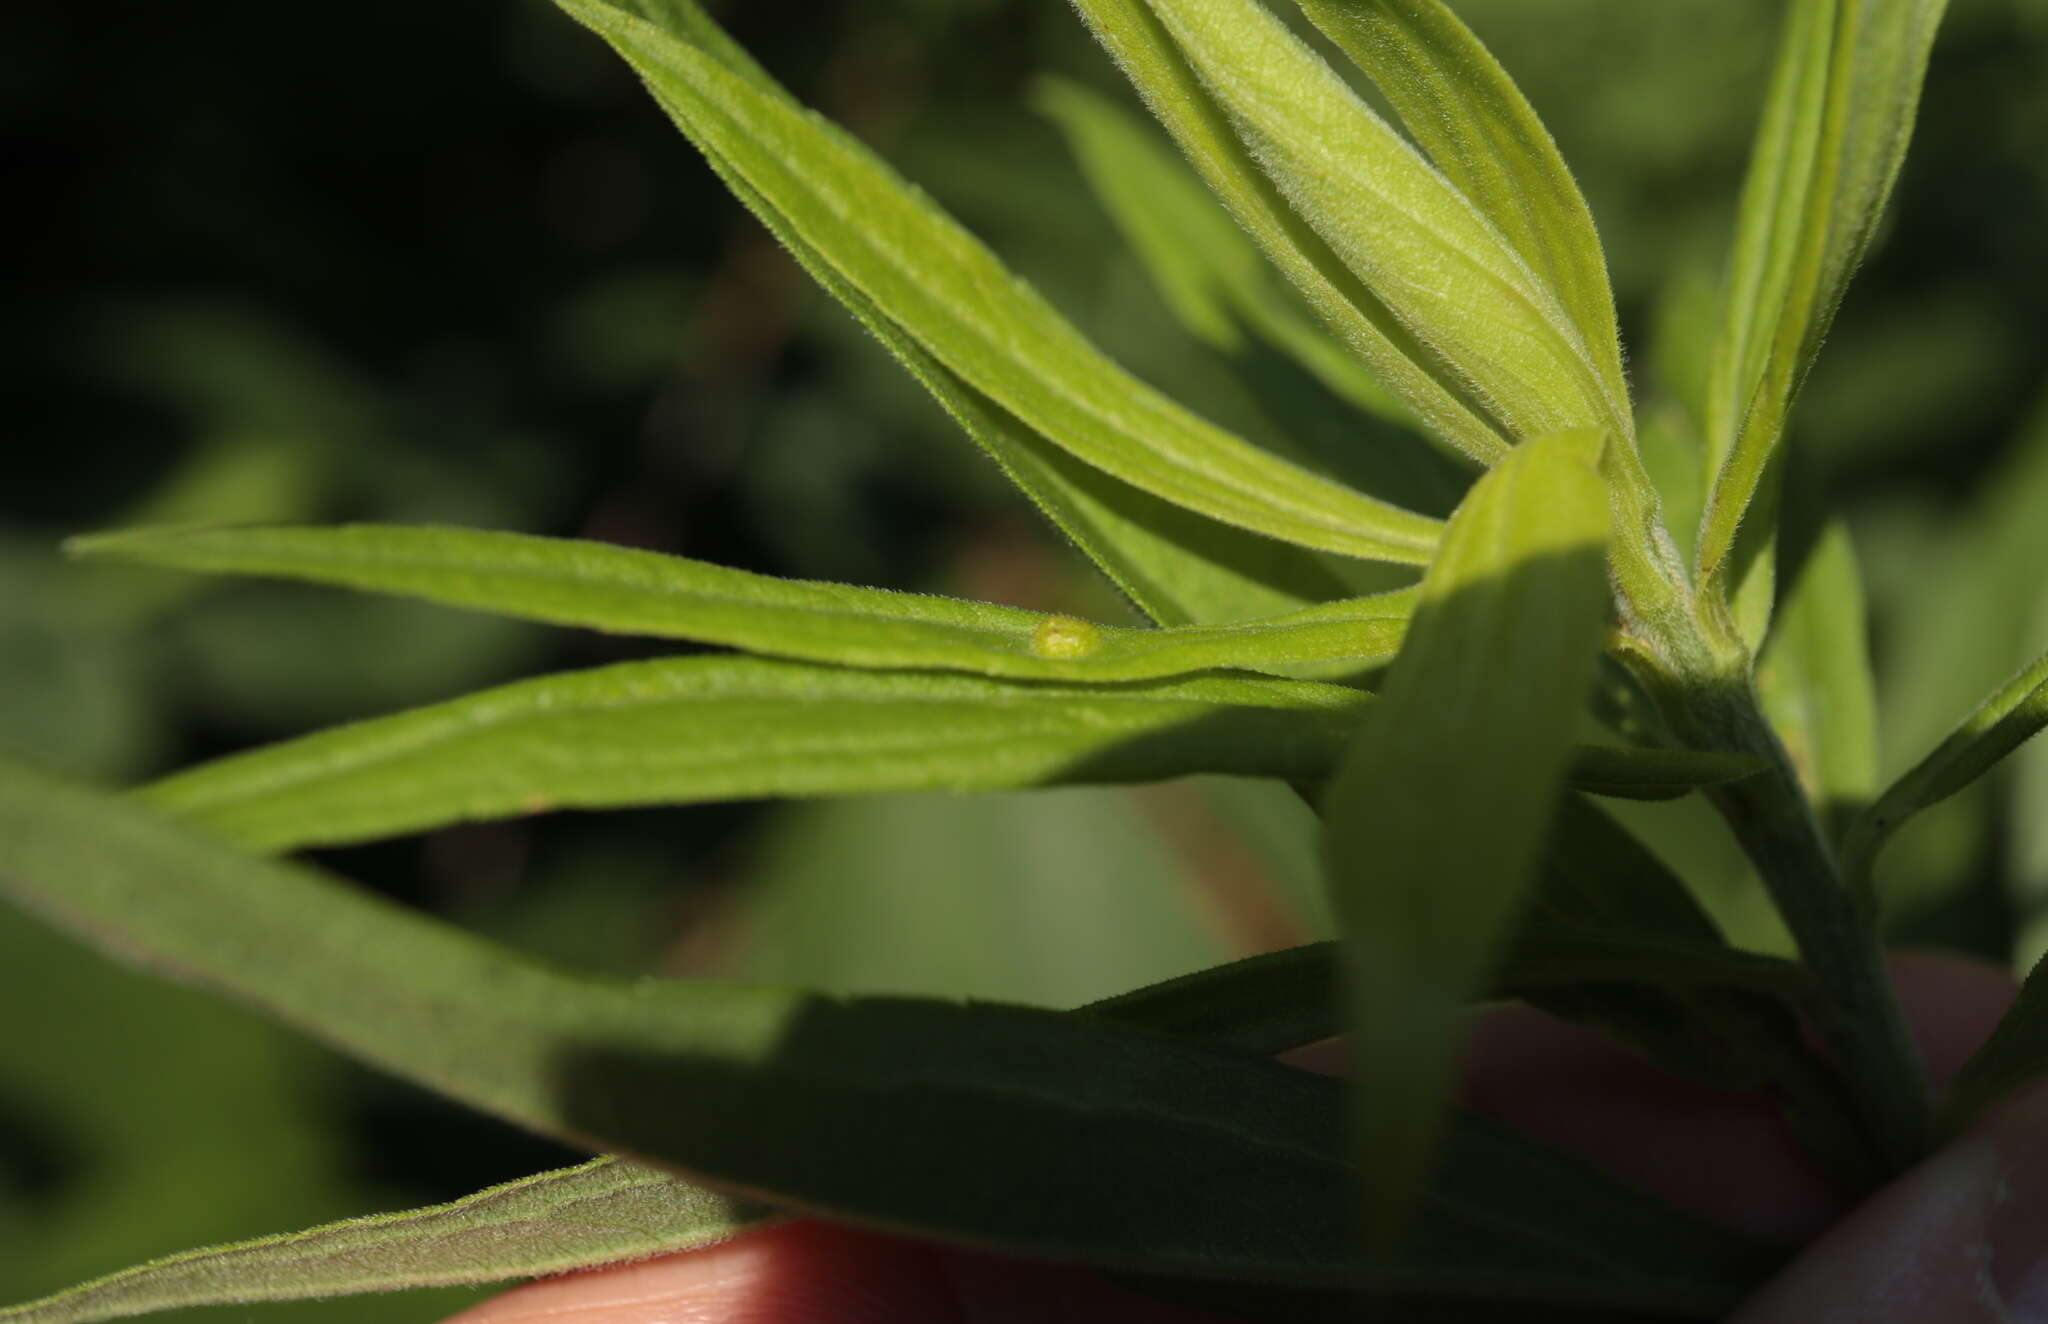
[0,756,1779,1314]
[1696,0,1950,634]
[1138,0,1626,448]
[71,523,1415,682]
[1032,75,1409,428]
[1290,0,1626,411]
[0,1160,770,1324]
[139,657,1367,852]
[1067,0,1510,465]
[553,0,1442,566]
[139,653,1767,855]
[578,5,1364,630]
[1322,428,1612,1242]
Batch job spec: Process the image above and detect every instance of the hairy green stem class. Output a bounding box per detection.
[1627,604,1931,1177]
[1707,702,1929,1173]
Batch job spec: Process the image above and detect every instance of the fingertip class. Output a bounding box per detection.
[440,1221,961,1324]
[1730,1075,2048,1324]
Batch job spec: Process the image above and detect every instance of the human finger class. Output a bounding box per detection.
[1731,1072,2048,1323]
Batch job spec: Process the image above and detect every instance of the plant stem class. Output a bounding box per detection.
[1675,667,1932,1176]
[1611,539,1932,1178]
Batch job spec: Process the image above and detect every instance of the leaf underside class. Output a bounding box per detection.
[132,650,1762,855]
[1697,0,1949,634]
[0,755,1780,1320]
[554,0,1443,568]
[0,1160,775,1324]
[70,523,1418,682]
[1322,430,1614,1242]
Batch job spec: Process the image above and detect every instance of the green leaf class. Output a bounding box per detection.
[0,1159,771,1324]
[1289,0,1626,413]
[729,789,1236,1008]
[577,5,1362,631]
[1136,0,1627,449]
[1086,943,1341,1056]
[139,657,1372,852]
[552,0,1442,567]
[0,810,1782,1324]
[70,523,1417,682]
[1031,75,1410,428]
[1322,428,1612,1243]
[1757,520,1879,847]
[1843,643,2048,893]
[1696,0,1950,628]
[1067,0,1510,465]
[0,755,1779,1313]
[137,651,1771,855]
[1087,804,1823,1063]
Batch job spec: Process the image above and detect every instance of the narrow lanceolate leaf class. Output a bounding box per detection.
[553,0,1441,566]
[137,652,1767,855]
[0,757,1780,1314]
[1141,0,1625,448]
[1697,0,1949,621]
[1068,0,1509,465]
[589,11,1351,627]
[1032,75,1409,427]
[140,657,1373,852]
[0,1159,771,1324]
[0,875,1791,1324]
[1757,521,1879,847]
[1322,429,1612,1243]
[1199,0,1679,635]
[69,523,1416,682]
[1842,644,2048,893]
[1290,0,1625,411]
[598,0,1358,628]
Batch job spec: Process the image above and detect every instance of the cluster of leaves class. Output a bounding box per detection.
[5,0,2048,1320]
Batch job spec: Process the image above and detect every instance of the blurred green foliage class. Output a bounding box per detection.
[1,0,2042,1314]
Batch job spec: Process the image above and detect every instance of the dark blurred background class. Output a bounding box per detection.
[2,0,2044,1315]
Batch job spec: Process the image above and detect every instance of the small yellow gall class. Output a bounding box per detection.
[1028,614,1103,660]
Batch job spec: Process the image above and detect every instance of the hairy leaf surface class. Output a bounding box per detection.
[1290,0,1625,410]
[139,653,1764,854]
[1142,0,1623,447]
[1033,75,1409,428]
[1322,429,1612,1240]
[0,1160,770,1324]
[555,0,1441,565]
[1697,0,1949,624]
[0,757,1779,1314]
[1068,0,1509,464]
[141,658,1370,852]
[71,524,1416,681]
[555,3,1363,628]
